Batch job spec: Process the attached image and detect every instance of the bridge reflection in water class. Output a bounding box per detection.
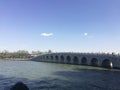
[32,53,120,69]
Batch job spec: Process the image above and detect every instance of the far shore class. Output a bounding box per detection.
[0,58,31,61]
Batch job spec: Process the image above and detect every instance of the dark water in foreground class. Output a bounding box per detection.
[0,61,120,90]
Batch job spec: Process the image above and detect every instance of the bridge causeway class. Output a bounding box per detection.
[31,52,120,69]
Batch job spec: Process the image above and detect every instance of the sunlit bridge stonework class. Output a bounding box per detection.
[32,52,120,69]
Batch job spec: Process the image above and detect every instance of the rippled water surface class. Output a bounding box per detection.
[0,61,120,90]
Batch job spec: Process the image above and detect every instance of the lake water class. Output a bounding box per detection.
[0,61,120,90]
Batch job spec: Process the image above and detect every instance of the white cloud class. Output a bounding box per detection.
[84,33,88,36]
[83,33,94,39]
[41,33,53,37]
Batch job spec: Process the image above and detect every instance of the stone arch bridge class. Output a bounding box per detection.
[32,52,120,69]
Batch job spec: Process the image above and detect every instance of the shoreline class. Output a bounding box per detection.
[0,58,31,61]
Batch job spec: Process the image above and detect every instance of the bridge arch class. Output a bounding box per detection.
[51,56,54,60]
[60,55,64,63]
[66,56,71,64]
[43,56,45,60]
[91,58,99,66]
[81,57,87,65]
[101,59,113,69]
[73,56,79,64]
[46,56,49,59]
[55,55,59,60]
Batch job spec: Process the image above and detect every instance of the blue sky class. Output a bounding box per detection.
[0,0,120,53]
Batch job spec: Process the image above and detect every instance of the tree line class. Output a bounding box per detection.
[0,50,52,59]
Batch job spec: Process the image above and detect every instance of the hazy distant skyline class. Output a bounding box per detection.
[0,0,120,53]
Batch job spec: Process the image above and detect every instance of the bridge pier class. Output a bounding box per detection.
[91,58,99,66]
